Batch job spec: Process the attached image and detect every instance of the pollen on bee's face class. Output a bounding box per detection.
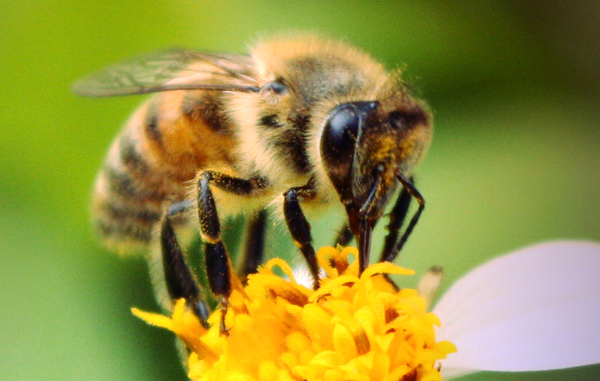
[133,246,456,381]
[367,134,397,162]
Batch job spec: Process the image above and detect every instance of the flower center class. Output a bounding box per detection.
[132,246,456,381]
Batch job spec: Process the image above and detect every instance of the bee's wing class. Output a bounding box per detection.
[73,49,260,97]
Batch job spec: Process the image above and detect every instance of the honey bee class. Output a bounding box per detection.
[76,34,431,319]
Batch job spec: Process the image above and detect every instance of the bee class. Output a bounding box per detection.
[75,34,431,319]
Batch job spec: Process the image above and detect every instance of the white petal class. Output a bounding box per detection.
[291,262,314,288]
[432,241,600,377]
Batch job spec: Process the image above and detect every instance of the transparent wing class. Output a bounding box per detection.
[73,49,260,97]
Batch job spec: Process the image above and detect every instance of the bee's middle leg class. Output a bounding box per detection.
[283,182,320,289]
[197,171,268,298]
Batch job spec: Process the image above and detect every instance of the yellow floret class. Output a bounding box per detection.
[133,246,456,381]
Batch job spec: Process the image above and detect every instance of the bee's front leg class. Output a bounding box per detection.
[379,175,425,263]
[283,182,320,290]
[379,181,412,263]
[197,171,268,333]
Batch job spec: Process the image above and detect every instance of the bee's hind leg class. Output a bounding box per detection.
[160,214,210,327]
[237,209,267,284]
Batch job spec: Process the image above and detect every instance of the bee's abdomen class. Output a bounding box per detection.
[92,132,172,253]
[92,106,189,253]
[92,91,236,254]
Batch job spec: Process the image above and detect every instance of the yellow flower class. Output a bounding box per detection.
[132,246,456,381]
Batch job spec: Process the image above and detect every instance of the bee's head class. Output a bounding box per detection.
[320,95,432,251]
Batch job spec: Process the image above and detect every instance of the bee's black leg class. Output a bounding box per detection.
[237,209,267,283]
[283,183,319,289]
[379,175,425,263]
[196,171,268,303]
[334,224,354,247]
[379,181,412,263]
[197,172,268,297]
[160,215,209,327]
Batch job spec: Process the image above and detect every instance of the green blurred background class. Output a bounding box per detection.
[2,1,599,380]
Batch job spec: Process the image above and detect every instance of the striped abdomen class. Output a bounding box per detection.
[92,90,235,254]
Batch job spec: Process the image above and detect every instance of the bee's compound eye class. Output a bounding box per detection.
[326,105,360,149]
[324,102,377,151]
[321,101,378,197]
[261,79,288,95]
